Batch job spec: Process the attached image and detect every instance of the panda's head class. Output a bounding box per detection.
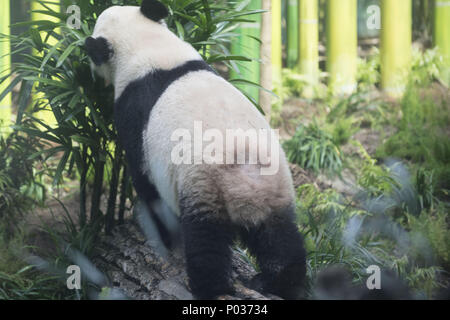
[85,0,199,94]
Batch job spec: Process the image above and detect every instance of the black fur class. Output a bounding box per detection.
[140,0,169,22]
[114,60,213,247]
[240,207,306,299]
[181,212,235,299]
[84,36,113,66]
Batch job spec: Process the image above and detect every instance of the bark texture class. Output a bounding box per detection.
[95,222,281,300]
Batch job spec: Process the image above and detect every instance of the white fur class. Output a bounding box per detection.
[91,6,201,98]
[142,71,295,226]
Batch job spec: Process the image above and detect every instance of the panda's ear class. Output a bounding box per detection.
[84,36,114,66]
[141,0,169,22]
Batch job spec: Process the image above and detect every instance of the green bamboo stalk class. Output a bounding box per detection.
[31,0,60,126]
[298,0,319,96]
[230,0,262,103]
[0,0,11,135]
[271,0,282,88]
[434,0,450,86]
[287,0,299,68]
[380,0,412,97]
[326,0,357,95]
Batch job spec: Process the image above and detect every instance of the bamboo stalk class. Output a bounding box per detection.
[0,0,12,135]
[230,0,262,103]
[298,0,319,97]
[380,0,412,97]
[31,0,60,126]
[259,0,272,121]
[287,0,299,68]
[434,0,450,86]
[271,0,282,88]
[326,0,357,95]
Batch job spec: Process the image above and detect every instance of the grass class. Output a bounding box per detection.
[283,121,343,175]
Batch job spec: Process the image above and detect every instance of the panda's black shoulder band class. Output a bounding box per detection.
[113,60,215,202]
[116,60,215,107]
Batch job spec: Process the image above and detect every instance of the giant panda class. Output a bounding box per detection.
[85,0,306,299]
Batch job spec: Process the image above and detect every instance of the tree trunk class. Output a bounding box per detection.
[94,222,281,300]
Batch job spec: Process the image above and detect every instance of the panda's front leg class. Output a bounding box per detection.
[179,192,235,299]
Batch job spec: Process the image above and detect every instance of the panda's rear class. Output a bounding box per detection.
[85,0,306,299]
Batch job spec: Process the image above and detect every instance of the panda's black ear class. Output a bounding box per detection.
[141,0,169,22]
[84,36,114,66]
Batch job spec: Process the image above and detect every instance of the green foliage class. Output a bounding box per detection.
[325,90,388,132]
[160,0,264,64]
[355,142,397,197]
[329,117,359,146]
[281,68,327,99]
[410,47,444,86]
[296,184,383,289]
[376,86,450,194]
[0,264,61,300]
[356,48,380,91]
[391,255,445,299]
[0,222,67,300]
[0,128,47,239]
[284,121,343,175]
[406,208,450,268]
[415,168,437,211]
[355,47,443,91]
[297,178,449,298]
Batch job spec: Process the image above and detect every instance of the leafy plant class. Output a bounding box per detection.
[0,126,47,239]
[376,85,450,195]
[0,220,69,300]
[284,121,343,174]
[356,48,380,91]
[415,168,436,211]
[281,68,327,99]
[410,47,444,86]
[406,208,450,268]
[329,117,359,146]
[355,142,397,197]
[296,184,384,293]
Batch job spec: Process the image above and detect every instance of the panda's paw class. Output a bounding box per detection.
[265,265,305,300]
[247,273,265,293]
[249,267,305,300]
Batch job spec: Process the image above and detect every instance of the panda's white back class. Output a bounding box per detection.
[142,70,295,226]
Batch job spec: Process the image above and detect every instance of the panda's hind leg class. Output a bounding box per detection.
[242,206,306,299]
[179,189,235,299]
